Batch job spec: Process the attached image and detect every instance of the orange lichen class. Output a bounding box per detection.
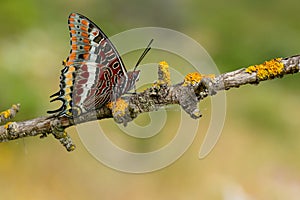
[107,99,129,116]
[245,58,284,80]
[183,72,215,86]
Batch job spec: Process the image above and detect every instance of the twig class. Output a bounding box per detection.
[0,104,20,124]
[0,55,299,151]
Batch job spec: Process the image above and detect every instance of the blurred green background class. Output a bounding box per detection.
[1,0,300,199]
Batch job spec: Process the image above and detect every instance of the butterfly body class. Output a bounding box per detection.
[48,13,140,117]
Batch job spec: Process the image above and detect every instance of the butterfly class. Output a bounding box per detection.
[48,13,152,117]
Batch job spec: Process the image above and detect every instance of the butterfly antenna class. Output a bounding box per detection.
[133,39,154,71]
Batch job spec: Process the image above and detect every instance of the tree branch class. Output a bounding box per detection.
[0,55,299,151]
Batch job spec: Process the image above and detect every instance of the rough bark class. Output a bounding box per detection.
[0,55,299,151]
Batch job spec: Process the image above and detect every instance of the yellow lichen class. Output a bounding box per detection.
[107,98,129,116]
[69,145,76,151]
[183,72,215,86]
[4,122,13,129]
[245,58,284,80]
[184,72,202,86]
[159,61,168,67]
[157,61,171,85]
[0,109,11,119]
[62,131,67,137]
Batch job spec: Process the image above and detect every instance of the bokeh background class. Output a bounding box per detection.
[1,0,300,199]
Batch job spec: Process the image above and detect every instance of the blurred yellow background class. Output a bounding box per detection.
[1,0,300,199]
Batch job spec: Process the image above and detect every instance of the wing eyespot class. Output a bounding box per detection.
[113,62,119,69]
